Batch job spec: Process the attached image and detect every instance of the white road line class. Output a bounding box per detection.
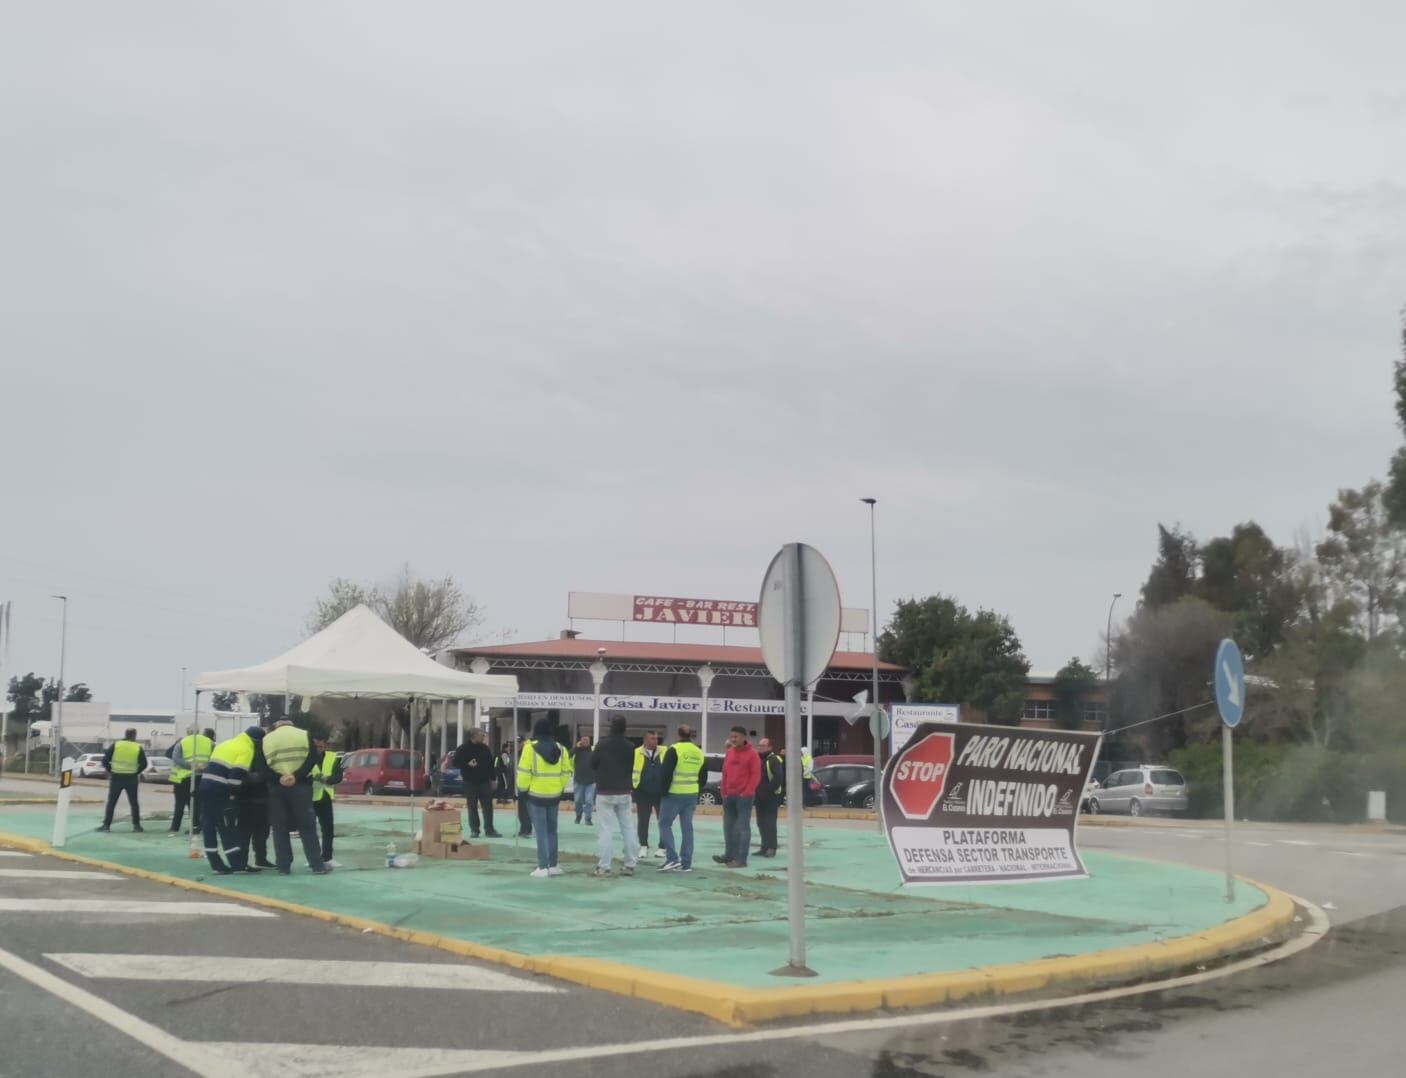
[184,897,1336,1078]
[1331,850,1373,858]
[0,900,273,917]
[0,943,241,1078]
[0,851,34,858]
[1246,841,1274,847]
[0,869,125,881]
[1277,839,1317,847]
[46,954,561,993]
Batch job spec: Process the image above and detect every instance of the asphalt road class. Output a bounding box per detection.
[1,805,1403,1077]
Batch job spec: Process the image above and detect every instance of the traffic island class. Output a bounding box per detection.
[0,802,1297,1025]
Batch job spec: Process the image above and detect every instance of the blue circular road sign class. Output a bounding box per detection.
[1214,638,1246,728]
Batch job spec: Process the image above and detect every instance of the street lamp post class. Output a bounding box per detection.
[52,595,68,775]
[1104,592,1122,729]
[861,497,881,833]
[697,664,715,753]
[589,650,608,743]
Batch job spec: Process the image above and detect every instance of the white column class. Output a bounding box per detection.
[456,699,465,743]
[697,664,715,753]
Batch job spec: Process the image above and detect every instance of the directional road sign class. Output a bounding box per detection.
[1214,638,1245,728]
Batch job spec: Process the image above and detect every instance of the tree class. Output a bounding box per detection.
[64,683,92,703]
[1384,308,1406,526]
[879,596,1030,723]
[1051,658,1098,731]
[1196,523,1302,659]
[307,565,483,653]
[1140,525,1199,609]
[5,673,46,733]
[1315,481,1406,640]
[210,692,239,711]
[1110,597,1233,754]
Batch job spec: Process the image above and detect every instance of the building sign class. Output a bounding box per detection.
[888,703,960,752]
[633,595,758,627]
[479,692,850,718]
[881,720,1100,886]
[568,591,870,635]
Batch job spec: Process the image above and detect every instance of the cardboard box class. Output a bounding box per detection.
[414,838,490,861]
[420,808,461,844]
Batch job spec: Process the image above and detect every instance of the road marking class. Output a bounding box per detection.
[0,869,125,881]
[1246,841,1274,847]
[1331,850,1372,858]
[0,851,34,858]
[1278,839,1316,847]
[46,954,562,993]
[180,897,1335,1078]
[0,943,241,1078]
[0,900,273,917]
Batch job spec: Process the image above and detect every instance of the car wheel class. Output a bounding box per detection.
[1129,798,1142,818]
[697,790,718,806]
[862,793,875,810]
[1088,798,1100,815]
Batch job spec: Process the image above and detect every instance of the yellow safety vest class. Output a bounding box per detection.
[263,725,311,776]
[516,740,569,799]
[312,750,337,801]
[110,740,142,776]
[801,748,813,780]
[208,733,255,781]
[667,741,705,795]
[171,734,213,783]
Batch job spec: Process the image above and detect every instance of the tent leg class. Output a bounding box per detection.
[188,692,201,856]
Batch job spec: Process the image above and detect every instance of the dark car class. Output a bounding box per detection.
[432,763,464,797]
[698,753,826,806]
[812,764,875,808]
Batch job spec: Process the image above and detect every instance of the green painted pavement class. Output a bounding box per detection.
[0,802,1267,989]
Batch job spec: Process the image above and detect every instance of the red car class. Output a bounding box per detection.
[335,748,429,796]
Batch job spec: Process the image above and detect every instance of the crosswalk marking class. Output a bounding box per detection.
[0,899,273,918]
[0,851,34,857]
[46,953,562,993]
[0,869,125,881]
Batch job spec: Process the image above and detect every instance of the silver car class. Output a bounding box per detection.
[1086,765,1188,817]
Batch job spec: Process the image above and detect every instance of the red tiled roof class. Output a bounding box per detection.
[451,637,906,673]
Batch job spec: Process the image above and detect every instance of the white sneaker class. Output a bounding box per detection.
[547,866,563,877]
[324,859,341,869]
[654,847,667,858]
[530,867,550,878]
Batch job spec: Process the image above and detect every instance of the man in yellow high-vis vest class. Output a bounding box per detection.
[656,724,708,872]
[310,735,343,868]
[169,726,214,835]
[258,720,330,876]
[97,728,147,833]
[516,718,572,877]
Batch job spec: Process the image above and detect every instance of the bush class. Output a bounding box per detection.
[1169,743,1406,824]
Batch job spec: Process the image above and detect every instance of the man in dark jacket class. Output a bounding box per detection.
[572,734,596,825]
[632,729,665,857]
[96,729,147,832]
[237,735,275,869]
[590,715,639,876]
[753,737,785,858]
[495,746,515,805]
[451,729,500,838]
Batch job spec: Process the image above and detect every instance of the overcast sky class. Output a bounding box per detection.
[3,2,1404,708]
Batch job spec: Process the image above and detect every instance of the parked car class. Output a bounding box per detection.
[1080,777,1101,813]
[335,748,430,796]
[140,756,173,784]
[432,762,464,797]
[812,764,875,808]
[697,753,825,806]
[1086,766,1188,817]
[74,753,107,779]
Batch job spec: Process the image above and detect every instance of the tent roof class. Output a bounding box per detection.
[193,605,519,700]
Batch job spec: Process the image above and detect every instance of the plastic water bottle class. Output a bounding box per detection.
[385,842,396,868]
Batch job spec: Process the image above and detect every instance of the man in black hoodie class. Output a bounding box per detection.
[753,737,785,858]
[590,715,640,877]
[451,729,500,838]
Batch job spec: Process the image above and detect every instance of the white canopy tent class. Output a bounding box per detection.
[191,605,519,855]
[193,604,518,701]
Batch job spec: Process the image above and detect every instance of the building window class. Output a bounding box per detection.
[1021,699,1055,722]
[1081,702,1106,725]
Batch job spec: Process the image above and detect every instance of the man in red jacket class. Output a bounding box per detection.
[714,725,760,868]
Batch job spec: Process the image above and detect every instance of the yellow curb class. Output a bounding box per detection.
[0,828,1300,1027]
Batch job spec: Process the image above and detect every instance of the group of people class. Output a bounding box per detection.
[96,723,342,878]
[469,715,797,878]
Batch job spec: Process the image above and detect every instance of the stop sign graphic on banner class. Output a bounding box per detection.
[890,731,955,821]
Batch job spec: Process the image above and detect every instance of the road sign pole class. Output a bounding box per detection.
[782,544,809,973]
[1222,723,1235,904]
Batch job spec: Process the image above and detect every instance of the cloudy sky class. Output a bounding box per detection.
[3,2,1404,707]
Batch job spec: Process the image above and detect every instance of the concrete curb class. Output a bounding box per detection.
[0,828,1299,1027]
